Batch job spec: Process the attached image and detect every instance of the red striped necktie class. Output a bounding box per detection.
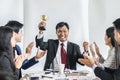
[61,43,68,68]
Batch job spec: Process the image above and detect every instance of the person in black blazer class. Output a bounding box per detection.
[0,71,16,80]
[5,21,46,79]
[36,21,84,70]
[0,26,24,80]
[78,18,120,80]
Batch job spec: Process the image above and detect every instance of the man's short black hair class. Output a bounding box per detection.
[113,18,120,31]
[56,22,69,31]
[5,20,23,33]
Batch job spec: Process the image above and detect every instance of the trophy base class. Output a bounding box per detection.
[39,27,46,30]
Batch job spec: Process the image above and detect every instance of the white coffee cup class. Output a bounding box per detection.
[58,64,65,75]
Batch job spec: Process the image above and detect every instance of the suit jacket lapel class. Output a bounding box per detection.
[67,42,72,55]
[66,42,72,68]
[53,40,59,57]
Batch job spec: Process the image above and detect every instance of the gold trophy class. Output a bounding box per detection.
[41,15,47,21]
[39,15,48,30]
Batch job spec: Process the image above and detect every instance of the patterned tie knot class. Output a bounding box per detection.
[61,43,64,46]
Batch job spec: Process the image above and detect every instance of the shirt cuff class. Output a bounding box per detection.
[92,64,97,71]
[101,65,105,70]
[92,64,105,71]
[34,56,39,61]
[37,33,44,39]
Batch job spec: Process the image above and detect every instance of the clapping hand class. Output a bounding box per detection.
[25,42,34,57]
[14,55,27,69]
[34,46,47,60]
[78,53,95,68]
[93,42,102,58]
[89,44,96,58]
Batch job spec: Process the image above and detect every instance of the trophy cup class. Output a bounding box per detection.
[39,15,48,30]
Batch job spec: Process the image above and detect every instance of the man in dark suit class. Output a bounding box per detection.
[78,18,120,80]
[5,21,46,79]
[36,21,84,70]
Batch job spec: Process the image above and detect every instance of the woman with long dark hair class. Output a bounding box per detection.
[0,26,23,80]
[90,27,116,69]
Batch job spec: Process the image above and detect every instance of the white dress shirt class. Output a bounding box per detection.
[52,40,68,69]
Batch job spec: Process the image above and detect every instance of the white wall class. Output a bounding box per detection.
[0,0,24,48]
[0,0,23,25]
[1,0,120,73]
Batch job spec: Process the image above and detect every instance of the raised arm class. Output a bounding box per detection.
[35,21,48,50]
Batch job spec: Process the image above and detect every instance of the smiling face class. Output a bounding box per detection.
[15,28,23,42]
[104,34,111,46]
[11,32,16,47]
[56,25,69,42]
